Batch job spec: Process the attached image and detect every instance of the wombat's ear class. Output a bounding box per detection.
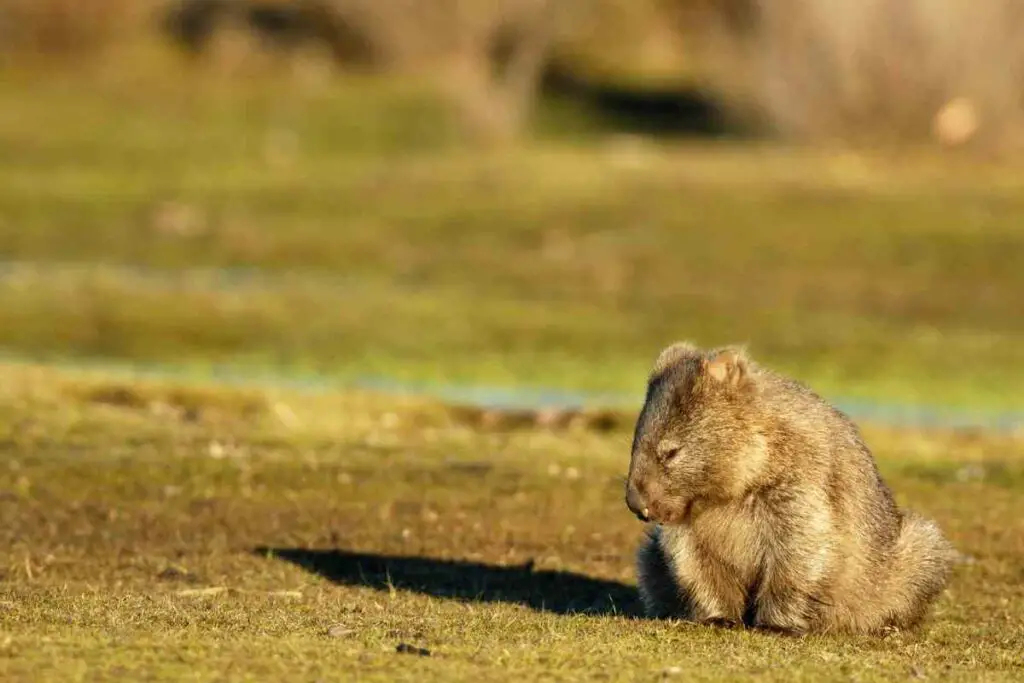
[703,347,750,388]
[652,341,700,375]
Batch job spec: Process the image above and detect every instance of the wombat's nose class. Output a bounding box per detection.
[625,483,650,522]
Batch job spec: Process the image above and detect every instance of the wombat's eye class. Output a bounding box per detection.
[657,442,682,462]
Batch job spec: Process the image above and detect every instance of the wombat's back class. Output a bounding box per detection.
[753,365,956,633]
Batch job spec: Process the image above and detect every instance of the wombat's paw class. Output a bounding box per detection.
[701,616,743,630]
[754,622,808,638]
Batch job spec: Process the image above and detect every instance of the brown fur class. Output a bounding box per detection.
[625,342,956,635]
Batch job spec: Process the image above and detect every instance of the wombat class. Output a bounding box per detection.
[625,342,955,635]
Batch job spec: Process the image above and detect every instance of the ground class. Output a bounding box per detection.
[1,367,1023,681]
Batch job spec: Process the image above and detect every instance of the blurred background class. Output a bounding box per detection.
[0,0,1022,423]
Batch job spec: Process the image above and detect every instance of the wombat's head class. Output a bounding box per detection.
[625,342,767,525]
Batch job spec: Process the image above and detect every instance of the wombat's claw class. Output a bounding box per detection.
[703,617,742,630]
[755,623,807,638]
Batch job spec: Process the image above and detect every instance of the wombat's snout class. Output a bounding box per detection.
[625,481,650,522]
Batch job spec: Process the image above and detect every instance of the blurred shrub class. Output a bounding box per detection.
[0,0,157,60]
[162,0,566,143]
[6,0,1024,147]
[743,0,1024,145]
[162,0,378,66]
[320,0,563,143]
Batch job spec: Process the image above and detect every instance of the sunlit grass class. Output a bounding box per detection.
[1,366,1022,682]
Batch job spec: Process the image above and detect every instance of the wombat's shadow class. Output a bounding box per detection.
[254,547,641,617]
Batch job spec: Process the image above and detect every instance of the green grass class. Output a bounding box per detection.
[1,365,1022,681]
[0,67,1022,413]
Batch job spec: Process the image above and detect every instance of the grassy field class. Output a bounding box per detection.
[0,56,1023,680]
[0,69,1022,412]
[1,365,1023,681]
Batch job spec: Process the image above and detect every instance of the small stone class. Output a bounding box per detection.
[395,642,431,656]
[662,666,683,677]
[326,624,354,638]
[955,465,986,483]
[176,586,227,597]
[479,410,506,429]
[535,408,571,429]
[955,551,977,565]
[156,565,191,581]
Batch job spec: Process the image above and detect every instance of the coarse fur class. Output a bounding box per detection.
[625,341,956,635]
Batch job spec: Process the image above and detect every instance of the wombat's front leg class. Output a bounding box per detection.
[648,527,747,627]
[751,575,816,636]
[752,495,834,635]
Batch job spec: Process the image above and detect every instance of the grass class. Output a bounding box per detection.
[0,68,1022,413]
[1,364,1022,681]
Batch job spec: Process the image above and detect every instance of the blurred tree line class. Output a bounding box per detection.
[2,0,1022,148]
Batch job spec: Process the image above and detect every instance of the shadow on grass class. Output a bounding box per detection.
[255,547,640,616]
